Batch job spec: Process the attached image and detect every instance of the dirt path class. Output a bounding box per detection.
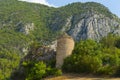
[45,73,120,80]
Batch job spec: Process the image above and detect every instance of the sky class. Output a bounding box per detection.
[19,0,120,17]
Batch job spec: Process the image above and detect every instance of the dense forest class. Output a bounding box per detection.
[0,0,120,80]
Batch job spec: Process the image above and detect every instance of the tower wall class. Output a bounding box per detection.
[56,34,74,68]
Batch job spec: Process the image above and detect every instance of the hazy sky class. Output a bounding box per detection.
[20,0,120,17]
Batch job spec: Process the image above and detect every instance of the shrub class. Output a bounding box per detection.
[46,68,62,76]
[97,65,116,75]
[73,40,102,56]
[63,39,120,76]
[21,61,62,80]
[114,66,120,77]
[62,54,102,73]
[24,61,46,80]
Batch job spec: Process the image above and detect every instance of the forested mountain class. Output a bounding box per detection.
[0,0,120,79]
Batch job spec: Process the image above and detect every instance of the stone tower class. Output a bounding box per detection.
[56,33,75,68]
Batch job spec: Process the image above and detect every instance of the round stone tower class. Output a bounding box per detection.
[56,33,75,68]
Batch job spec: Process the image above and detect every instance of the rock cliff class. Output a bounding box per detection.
[48,2,120,41]
[50,11,120,41]
[67,12,120,41]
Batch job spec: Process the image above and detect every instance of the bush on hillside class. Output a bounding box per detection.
[63,38,120,76]
[22,61,62,80]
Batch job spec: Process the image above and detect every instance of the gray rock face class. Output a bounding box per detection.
[17,23,34,35]
[22,46,56,62]
[58,12,120,41]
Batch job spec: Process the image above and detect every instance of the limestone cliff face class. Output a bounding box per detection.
[17,23,34,35]
[66,12,120,41]
[51,11,120,41]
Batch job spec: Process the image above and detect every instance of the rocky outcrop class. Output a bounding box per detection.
[65,12,120,41]
[50,11,120,41]
[11,46,56,80]
[48,40,57,51]
[17,22,34,35]
[21,46,56,62]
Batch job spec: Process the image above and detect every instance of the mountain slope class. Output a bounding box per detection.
[0,1,120,42]
[0,0,56,79]
[0,0,120,79]
[48,2,120,41]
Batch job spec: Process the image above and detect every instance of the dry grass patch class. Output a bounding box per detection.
[45,73,120,80]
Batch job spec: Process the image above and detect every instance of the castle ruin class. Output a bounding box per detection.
[56,33,75,68]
